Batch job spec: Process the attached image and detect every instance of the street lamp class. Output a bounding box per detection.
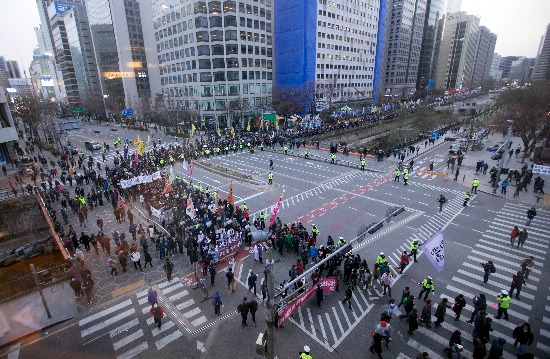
[492,120,513,194]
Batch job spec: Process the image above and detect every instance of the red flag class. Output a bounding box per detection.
[269,194,283,227]
[134,152,139,163]
[190,159,194,177]
[228,181,234,206]
[162,178,172,194]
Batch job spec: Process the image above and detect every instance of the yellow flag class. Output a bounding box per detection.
[138,141,145,155]
[231,127,235,138]
[246,121,250,132]
[191,123,196,136]
[133,134,141,146]
[217,127,221,136]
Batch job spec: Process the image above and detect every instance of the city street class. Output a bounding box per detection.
[2,122,549,359]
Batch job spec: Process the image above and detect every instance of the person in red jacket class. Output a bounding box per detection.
[151,303,164,329]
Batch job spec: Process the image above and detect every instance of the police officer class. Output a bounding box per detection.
[284,145,289,154]
[376,252,388,265]
[268,171,273,185]
[471,178,479,194]
[495,289,510,320]
[337,236,346,247]
[311,224,319,240]
[463,192,471,207]
[409,240,419,262]
[242,202,248,211]
[360,158,366,171]
[418,276,435,301]
[259,212,266,230]
[304,149,309,159]
[403,168,409,185]
[299,345,312,359]
[331,153,336,164]
[394,168,401,182]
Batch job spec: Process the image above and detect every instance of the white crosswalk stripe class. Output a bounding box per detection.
[76,276,208,357]
[398,201,549,359]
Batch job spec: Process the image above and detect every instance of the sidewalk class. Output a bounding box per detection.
[0,281,78,347]
[446,132,550,207]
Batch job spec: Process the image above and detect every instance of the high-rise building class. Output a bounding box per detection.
[86,0,160,115]
[509,57,535,83]
[275,0,379,107]
[434,12,480,90]
[150,0,273,127]
[7,79,34,97]
[470,26,496,89]
[489,53,502,82]
[5,61,21,79]
[498,56,519,80]
[446,0,461,14]
[48,1,100,106]
[382,0,428,100]
[0,57,8,88]
[417,0,447,90]
[0,87,19,165]
[532,23,550,80]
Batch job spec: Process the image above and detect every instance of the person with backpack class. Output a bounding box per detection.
[481,260,496,284]
[151,303,164,329]
[248,271,258,295]
[226,267,236,293]
[148,288,158,308]
[438,194,446,212]
[212,290,222,315]
[516,229,528,248]
[397,287,411,308]
[520,256,534,283]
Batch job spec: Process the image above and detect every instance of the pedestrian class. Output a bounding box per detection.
[520,256,534,283]
[510,225,520,247]
[463,192,471,207]
[467,293,487,324]
[409,240,419,262]
[517,229,528,248]
[501,179,509,194]
[69,277,83,298]
[254,243,263,263]
[82,276,95,304]
[494,290,510,320]
[434,298,449,326]
[438,194,446,212]
[143,249,153,268]
[399,250,409,274]
[209,261,216,286]
[380,272,393,298]
[299,345,312,359]
[131,250,143,271]
[342,284,354,311]
[108,255,118,275]
[481,260,495,284]
[164,257,173,281]
[487,338,506,359]
[512,323,534,356]
[525,207,537,226]
[407,308,419,335]
[471,178,479,194]
[260,279,267,303]
[226,267,236,293]
[418,276,434,301]
[238,297,250,327]
[151,303,164,329]
[96,216,103,231]
[369,327,385,359]
[118,251,127,272]
[212,290,222,315]
[448,330,463,348]
[416,352,430,359]
[315,284,324,308]
[397,287,411,308]
[148,287,158,308]
[472,339,487,359]
[421,298,432,328]
[509,270,524,299]
[444,344,465,359]
[90,234,99,255]
[248,271,258,295]
[249,298,258,327]
[452,294,466,321]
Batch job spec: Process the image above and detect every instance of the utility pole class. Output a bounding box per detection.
[30,264,52,319]
[492,122,512,194]
[264,254,275,359]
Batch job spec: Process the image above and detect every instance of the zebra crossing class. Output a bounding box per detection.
[78,276,210,358]
[398,201,550,359]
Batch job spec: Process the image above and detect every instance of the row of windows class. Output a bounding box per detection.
[161,70,272,85]
[159,44,272,65]
[317,31,376,45]
[317,21,376,37]
[319,0,377,15]
[315,53,375,61]
[160,57,275,74]
[161,82,272,99]
[318,10,374,27]
[316,63,372,71]
[317,42,373,54]
[316,73,374,80]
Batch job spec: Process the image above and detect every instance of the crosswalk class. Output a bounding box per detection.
[78,276,212,358]
[397,201,549,359]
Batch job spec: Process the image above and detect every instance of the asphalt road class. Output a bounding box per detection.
[3,121,549,359]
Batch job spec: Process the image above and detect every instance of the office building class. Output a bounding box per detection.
[498,55,519,80]
[489,53,501,81]
[532,23,550,80]
[382,0,427,100]
[417,0,447,90]
[7,78,34,97]
[434,12,479,90]
[48,1,100,106]
[0,88,19,165]
[275,0,379,107]
[151,0,273,126]
[0,57,7,88]
[5,61,21,79]
[470,26,496,89]
[509,57,535,83]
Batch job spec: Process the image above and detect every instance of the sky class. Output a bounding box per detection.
[0,0,548,76]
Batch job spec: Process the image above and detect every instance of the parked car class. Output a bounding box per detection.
[85,141,102,151]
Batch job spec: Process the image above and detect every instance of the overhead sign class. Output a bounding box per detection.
[54,1,80,14]
[73,107,84,113]
[122,108,133,116]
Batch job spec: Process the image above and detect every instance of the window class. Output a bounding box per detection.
[212,44,224,55]
[223,1,236,12]
[194,2,207,14]
[241,58,247,67]
[247,18,252,28]
[199,59,211,69]
[240,17,245,27]
[197,45,210,56]
[266,23,271,32]
[202,100,214,110]
[214,71,226,81]
[225,30,238,40]
[196,31,209,42]
[213,58,225,68]
[266,35,272,45]
[200,72,212,82]
[209,1,221,14]
[227,71,239,81]
[242,71,247,80]
[211,30,223,41]
[227,58,239,68]
[239,2,245,12]
[214,85,226,96]
[240,31,246,40]
[195,16,208,28]
[246,4,252,13]
[266,10,271,20]
[253,6,258,15]
[226,43,238,54]
[254,20,259,29]
[201,85,212,96]
[229,84,239,95]
[243,84,248,94]
[225,15,237,27]
[210,16,222,27]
